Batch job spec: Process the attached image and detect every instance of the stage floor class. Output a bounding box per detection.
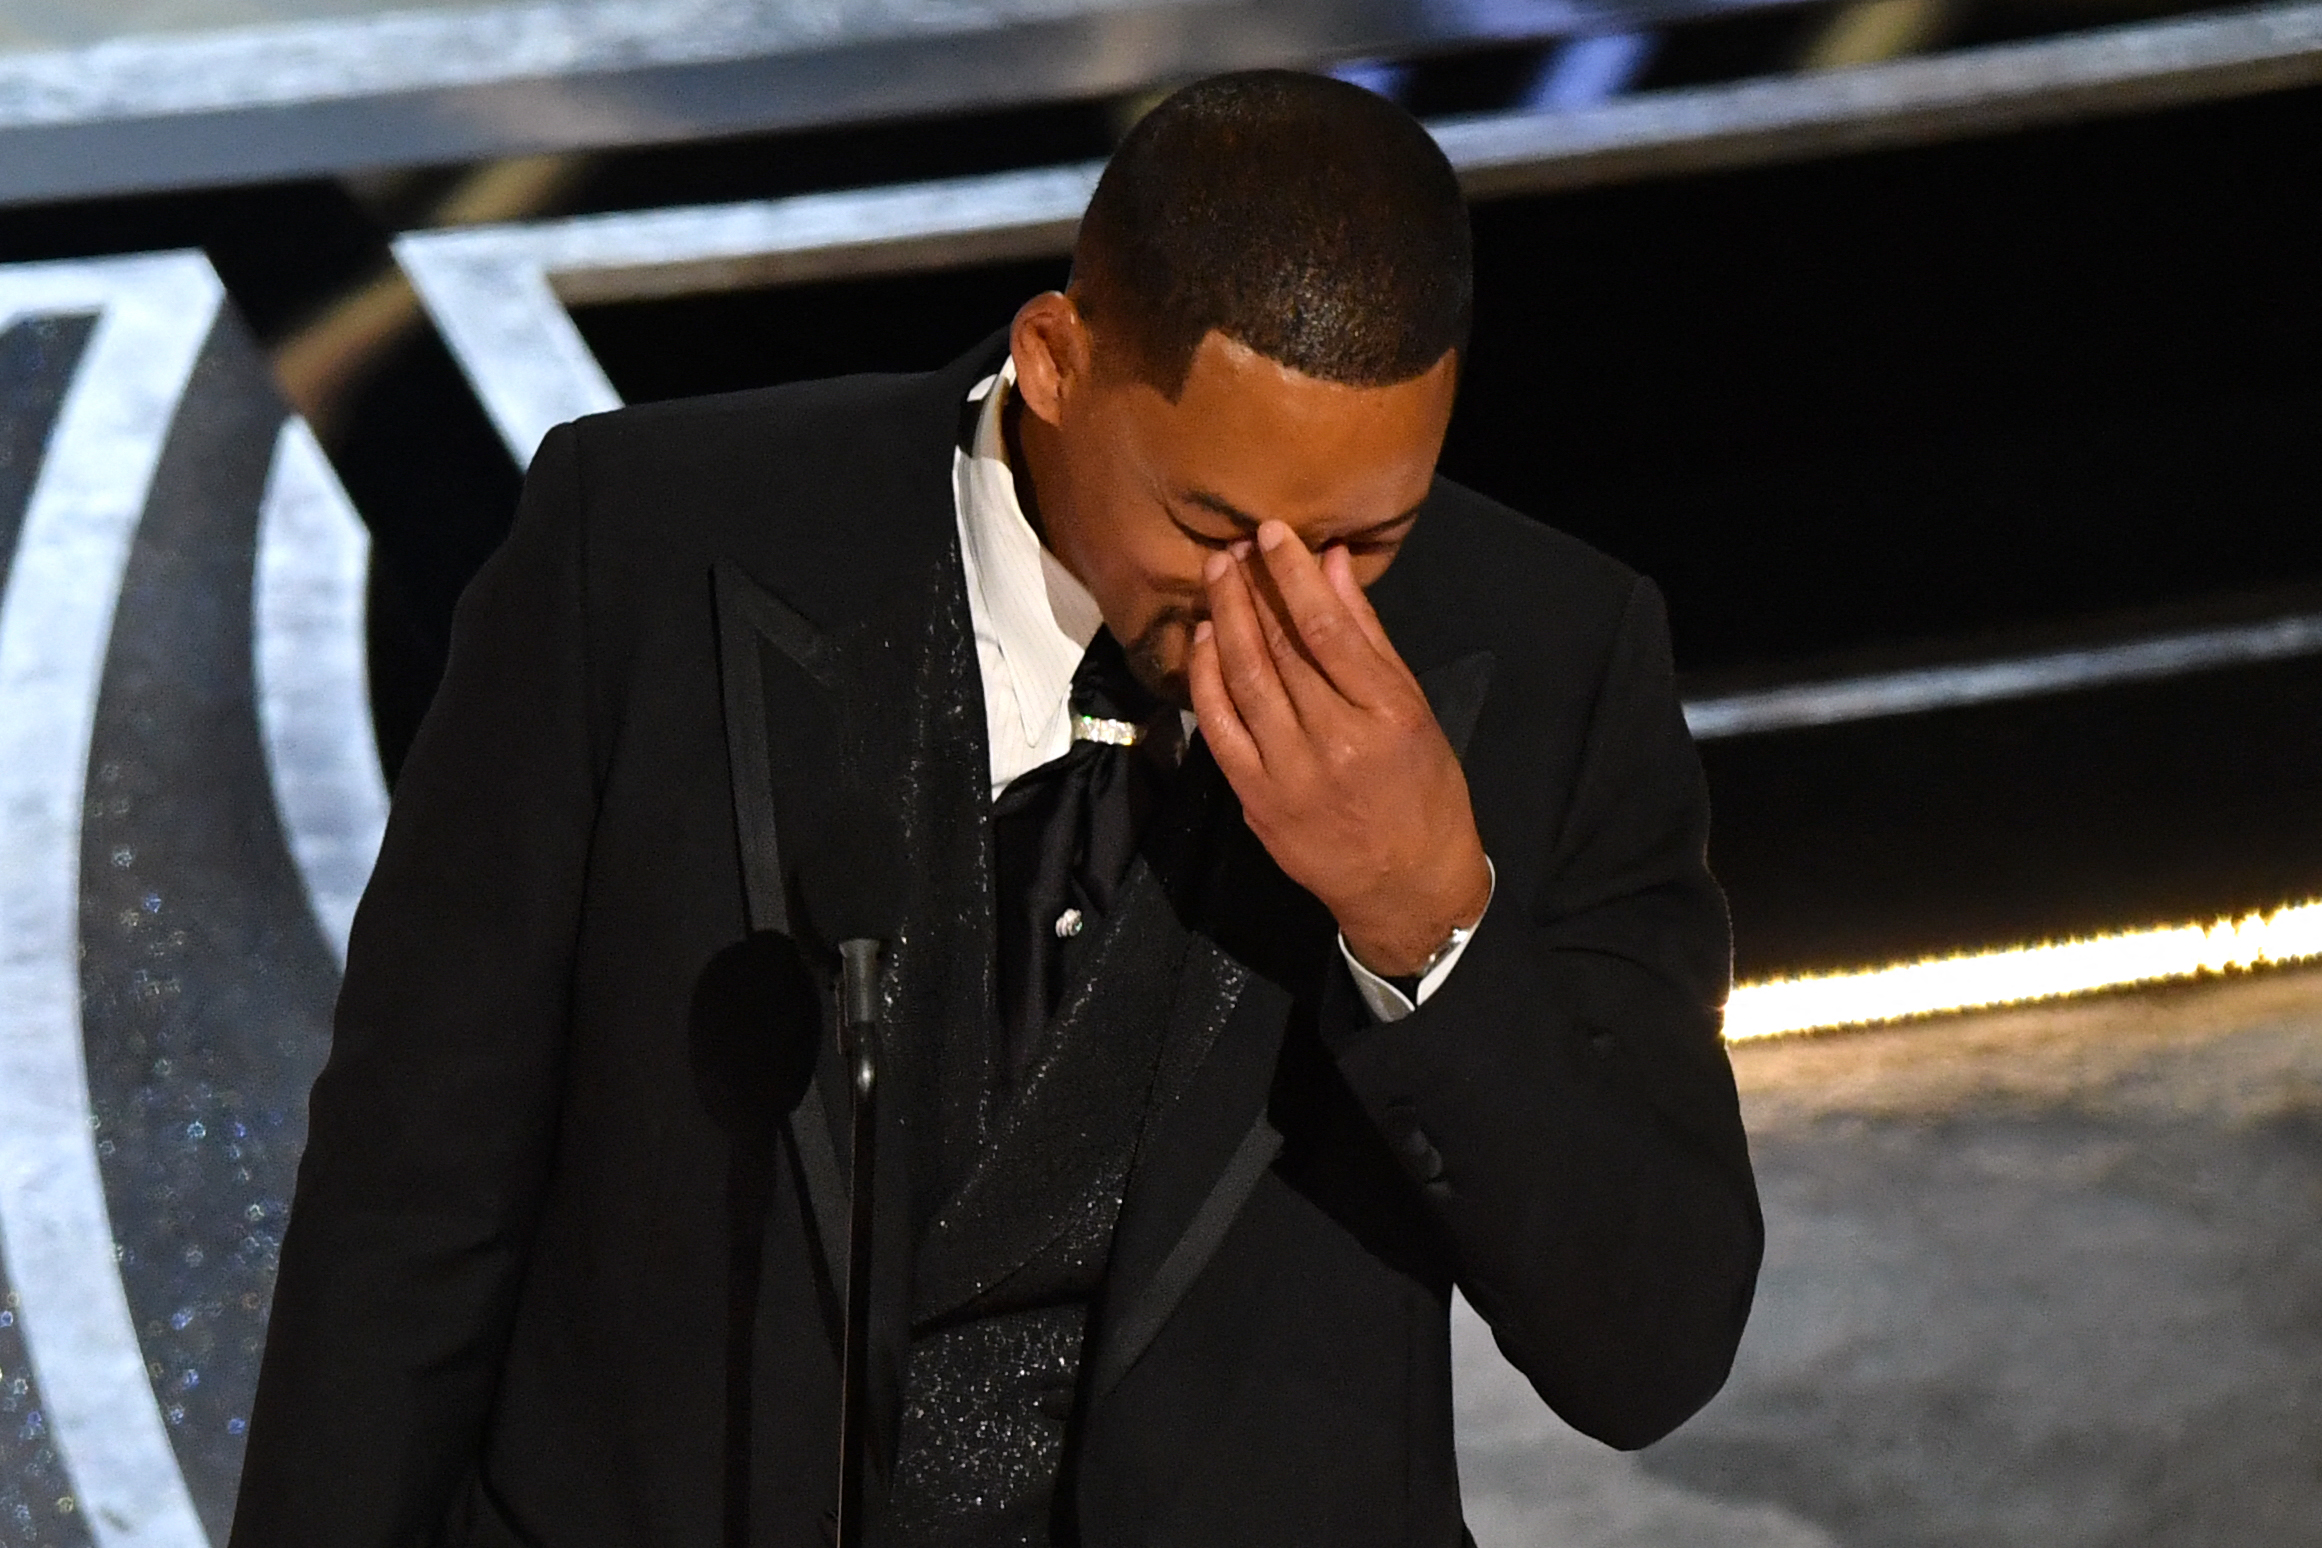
[1456,964,2322,1545]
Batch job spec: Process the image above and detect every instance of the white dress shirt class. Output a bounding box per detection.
[951,360,1486,1022]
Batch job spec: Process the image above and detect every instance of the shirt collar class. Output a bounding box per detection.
[956,358,1104,749]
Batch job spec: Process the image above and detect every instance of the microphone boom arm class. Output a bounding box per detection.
[834,937,884,1548]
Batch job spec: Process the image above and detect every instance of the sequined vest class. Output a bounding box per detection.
[885,848,1204,1548]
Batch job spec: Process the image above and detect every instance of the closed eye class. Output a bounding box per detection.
[1168,492,1420,553]
[1168,511,1248,550]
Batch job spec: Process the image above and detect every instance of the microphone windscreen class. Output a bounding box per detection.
[688,930,824,1139]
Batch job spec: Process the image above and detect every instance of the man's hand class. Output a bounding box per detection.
[1188,520,1492,978]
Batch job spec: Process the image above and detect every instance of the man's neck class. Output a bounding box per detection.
[998,385,1050,549]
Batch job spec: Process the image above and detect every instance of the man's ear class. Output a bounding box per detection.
[1009,291,1089,428]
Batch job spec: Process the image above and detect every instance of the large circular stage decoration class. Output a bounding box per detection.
[0,254,385,1548]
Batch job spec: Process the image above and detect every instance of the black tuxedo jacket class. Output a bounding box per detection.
[232,337,1761,1548]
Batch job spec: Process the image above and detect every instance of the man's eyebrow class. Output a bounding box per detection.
[1342,501,1426,543]
[1182,488,1261,530]
[1180,488,1426,542]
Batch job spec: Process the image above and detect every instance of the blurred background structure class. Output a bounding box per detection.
[1,0,2319,1543]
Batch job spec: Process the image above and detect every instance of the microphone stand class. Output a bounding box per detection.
[834,938,884,1548]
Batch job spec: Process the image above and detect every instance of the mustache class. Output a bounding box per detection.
[1123,606,1202,708]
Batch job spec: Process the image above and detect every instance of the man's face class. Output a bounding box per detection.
[1011,301,1459,706]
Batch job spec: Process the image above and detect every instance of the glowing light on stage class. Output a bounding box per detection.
[1723,898,2322,1041]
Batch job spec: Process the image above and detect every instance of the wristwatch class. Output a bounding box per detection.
[1386,858,1494,1000]
[1411,917,1478,982]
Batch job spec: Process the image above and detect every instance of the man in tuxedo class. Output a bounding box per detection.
[234,69,1760,1548]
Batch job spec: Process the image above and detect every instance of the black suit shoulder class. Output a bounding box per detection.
[1422,475,1637,595]
[560,366,969,619]
[1378,474,1650,703]
[522,350,996,763]
[563,327,1002,592]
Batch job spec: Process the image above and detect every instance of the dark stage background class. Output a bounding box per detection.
[14,70,2309,979]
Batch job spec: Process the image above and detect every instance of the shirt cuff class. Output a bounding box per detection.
[1337,857,1496,1024]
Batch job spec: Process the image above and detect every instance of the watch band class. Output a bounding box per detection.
[1410,918,1477,984]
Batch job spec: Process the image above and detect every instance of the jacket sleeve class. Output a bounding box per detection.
[1325,576,1761,1451]
[232,425,597,1545]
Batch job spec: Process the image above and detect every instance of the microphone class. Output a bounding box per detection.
[839,938,884,1042]
[833,937,885,1548]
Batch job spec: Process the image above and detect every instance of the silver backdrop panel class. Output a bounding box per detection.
[0,255,382,1548]
[0,0,1793,207]
[0,308,101,1548]
[76,310,346,1542]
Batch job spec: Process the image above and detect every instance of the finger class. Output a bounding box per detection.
[1322,544,1401,666]
[1238,550,1339,710]
[1240,563,1389,774]
[1203,550,1305,758]
[1253,522,1398,706]
[1321,546,1426,705]
[1187,619,1267,786]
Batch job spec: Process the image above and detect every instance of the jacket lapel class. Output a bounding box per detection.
[1086,747,1302,1400]
[712,558,853,1278]
[712,523,998,1486]
[1419,650,1496,758]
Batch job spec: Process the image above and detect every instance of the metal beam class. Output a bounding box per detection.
[397,0,2322,470]
[0,0,1790,207]
[1436,0,2322,198]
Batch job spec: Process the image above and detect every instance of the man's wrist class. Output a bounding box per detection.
[1340,845,1494,979]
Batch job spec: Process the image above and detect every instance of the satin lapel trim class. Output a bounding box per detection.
[1418,649,1495,758]
[710,557,848,1282]
[1082,755,1292,1401]
[1090,1114,1281,1400]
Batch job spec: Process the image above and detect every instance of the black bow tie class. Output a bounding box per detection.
[989,630,1180,1081]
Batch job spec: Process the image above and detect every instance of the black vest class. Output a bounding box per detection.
[819,542,1247,1548]
[887,856,1198,1547]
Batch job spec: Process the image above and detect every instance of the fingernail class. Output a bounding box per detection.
[1229,540,1252,562]
[1204,551,1231,583]
[1194,619,1213,645]
[1257,521,1287,552]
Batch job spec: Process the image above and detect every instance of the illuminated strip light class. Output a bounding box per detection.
[1723,898,2322,1041]
[1684,612,2322,738]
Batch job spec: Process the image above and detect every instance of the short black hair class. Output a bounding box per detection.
[1071,69,1474,397]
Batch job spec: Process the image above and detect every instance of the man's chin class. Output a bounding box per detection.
[1130,654,1193,711]
[1124,622,1197,709]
